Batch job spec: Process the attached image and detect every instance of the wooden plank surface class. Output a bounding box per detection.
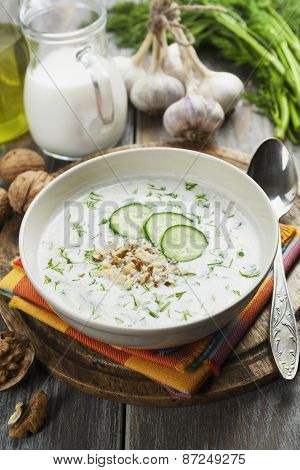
[1,2,300,450]
[0,110,134,452]
[125,375,300,450]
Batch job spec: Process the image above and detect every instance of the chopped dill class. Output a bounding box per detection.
[182,309,192,321]
[99,218,108,225]
[54,281,60,290]
[161,192,178,199]
[58,247,73,264]
[115,316,124,323]
[148,183,166,191]
[46,258,63,274]
[237,250,245,257]
[132,295,138,307]
[159,301,171,312]
[147,309,159,318]
[196,193,208,202]
[169,202,182,209]
[233,289,241,296]
[91,232,102,240]
[85,191,103,209]
[84,249,94,260]
[193,214,202,224]
[132,188,138,194]
[72,223,86,237]
[185,182,198,191]
[167,291,185,300]
[175,291,186,300]
[99,283,106,291]
[91,305,101,319]
[44,275,51,284]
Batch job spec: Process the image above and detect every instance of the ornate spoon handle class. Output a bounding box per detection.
[270,226,299,379]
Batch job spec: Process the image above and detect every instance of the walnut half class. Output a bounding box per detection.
[9,390,48,438]
[0,331,35,391]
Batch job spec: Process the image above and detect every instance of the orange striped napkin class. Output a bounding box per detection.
[0,224,299,397]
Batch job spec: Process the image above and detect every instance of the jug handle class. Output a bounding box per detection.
[76,45,114,124]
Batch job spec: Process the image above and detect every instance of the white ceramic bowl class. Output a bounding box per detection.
[19,147,278,348]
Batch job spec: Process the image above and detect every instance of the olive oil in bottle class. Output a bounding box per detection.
[0,23,29,143]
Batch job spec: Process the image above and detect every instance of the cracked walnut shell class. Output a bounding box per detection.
[8,170,53,215]
[9,390,48,438]
[0,148,45,184]
[0,331,35,391]
[0,187,11,226]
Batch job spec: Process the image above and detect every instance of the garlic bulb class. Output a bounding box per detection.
[169,27,243,114]
[162,43,185,83]
[193,70,244,114]
[113,33,153,92]
[185,44,244,114]
[112,56,145,92]
[130,36,185,114]
[130,70,185,114]
[163,94,224,140]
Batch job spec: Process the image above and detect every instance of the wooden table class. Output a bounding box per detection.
[1,11,300,450]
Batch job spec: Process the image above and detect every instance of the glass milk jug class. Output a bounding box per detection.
[20,0,127,160]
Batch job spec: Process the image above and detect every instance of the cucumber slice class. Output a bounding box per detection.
[109,203,152,239]
[161,225,208,262]
[144,212,192,247]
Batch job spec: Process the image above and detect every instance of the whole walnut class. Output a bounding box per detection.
[0,148,45,184]
[0,187,11,225]
[8,170,53,215]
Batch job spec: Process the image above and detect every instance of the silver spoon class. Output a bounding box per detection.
[248,137,299,379]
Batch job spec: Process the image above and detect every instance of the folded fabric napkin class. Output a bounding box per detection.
[0,224,299,397]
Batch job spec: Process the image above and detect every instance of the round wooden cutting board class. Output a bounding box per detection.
[0,141,299,407]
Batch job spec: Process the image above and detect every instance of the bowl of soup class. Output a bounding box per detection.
[19,148,278,348]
